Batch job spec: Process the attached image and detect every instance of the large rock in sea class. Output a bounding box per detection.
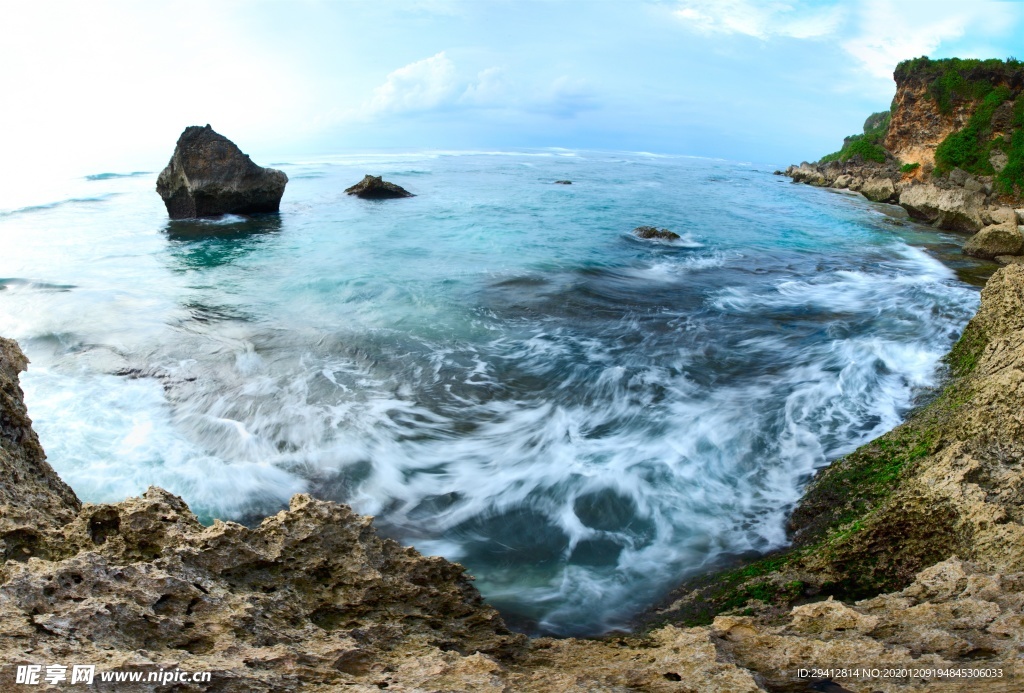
[345,175,414,199]
[156,125,288,219]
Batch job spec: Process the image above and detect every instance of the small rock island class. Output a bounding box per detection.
[156,125,288,219]
[345,175,414,199]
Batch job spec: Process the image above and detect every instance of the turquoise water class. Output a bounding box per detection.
[0,150,985,634]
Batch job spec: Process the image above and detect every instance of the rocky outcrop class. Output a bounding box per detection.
[0,338,80,553]
[633,226,681,240]
[860,176,897,203]
[344,175,414,199]
[898,183,988,232]
[156,125,288,219]
[963,220,1024,259]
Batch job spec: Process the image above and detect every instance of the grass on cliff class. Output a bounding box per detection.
[896,56,1023,114]
[819,111,890,164]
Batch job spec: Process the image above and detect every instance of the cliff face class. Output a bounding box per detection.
[883,62,1015,167]
[5,259,1024,693]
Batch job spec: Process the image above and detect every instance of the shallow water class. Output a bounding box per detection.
[0,151,987,634]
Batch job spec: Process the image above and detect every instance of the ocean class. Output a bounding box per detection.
[0,149,987,635]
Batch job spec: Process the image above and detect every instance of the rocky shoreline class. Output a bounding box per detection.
[784,159,1024,261]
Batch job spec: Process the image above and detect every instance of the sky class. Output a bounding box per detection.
[1,0,1022,181]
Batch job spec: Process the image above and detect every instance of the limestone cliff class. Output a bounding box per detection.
[786,57,1024,261]
[4,255,1024,691]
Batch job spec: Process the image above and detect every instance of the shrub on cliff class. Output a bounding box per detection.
[818,112,890,164]
[934,86,1012,175]
[995,98,1024,195]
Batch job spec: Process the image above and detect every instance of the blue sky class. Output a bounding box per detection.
[2,0,1022,179]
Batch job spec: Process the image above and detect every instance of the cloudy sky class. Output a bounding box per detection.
[2,0,1022,178]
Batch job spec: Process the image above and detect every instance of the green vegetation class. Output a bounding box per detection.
[995,97,1024,195]
[895,56,1022,114]
[819,111,890,164]
[934,86,1012,175]
[944,320,988,379]
[900,162,920,173]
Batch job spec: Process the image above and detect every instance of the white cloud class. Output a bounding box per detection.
[363,51,460,116]
[459,67,509,106]
[674,0,844,40]
[841,0,1018,80]
[532,77,601,119]
[673,0,1020,83]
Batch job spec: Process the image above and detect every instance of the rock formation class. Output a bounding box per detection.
[554,180,572,185]
[5,258,1024,689]
[785,57,1024,263]
[156,125,288,219]
[633,226,681,240]
[344,175,414,199]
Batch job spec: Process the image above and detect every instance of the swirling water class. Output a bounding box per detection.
[0,151,988,634]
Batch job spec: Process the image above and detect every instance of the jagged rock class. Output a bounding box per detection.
[344,175,414,199]
[898,183,987,232]
[963,222,1024,259]
[156,125,288,219]
[0,338,80,555]
[633,226,681,240]
[860,177,896,202]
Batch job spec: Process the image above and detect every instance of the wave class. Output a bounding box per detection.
[85,171,151,181]
[0,193,119,217]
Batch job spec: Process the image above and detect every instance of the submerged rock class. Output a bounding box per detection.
[345,175,414,199]
[156,125,288,219]
[633,226,681,240]
[554,180,572,185]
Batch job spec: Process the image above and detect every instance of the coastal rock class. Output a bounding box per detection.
[156,125,288,219]
[790,162,827,186]
[898,183,987,232]
[860,176,896,202]
[0,338,80,552]
[963,221,1024,259]
[554,180,572,185]
[633,226,681,240]
[344,175,414,199]
[831,174,853,189]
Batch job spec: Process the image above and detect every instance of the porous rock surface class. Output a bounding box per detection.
[5,258,1024,692]
[156,125,288,219]
[344,175,414,199]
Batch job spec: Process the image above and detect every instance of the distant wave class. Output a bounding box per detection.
[0,193,119,217]
[85,171,151,181]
